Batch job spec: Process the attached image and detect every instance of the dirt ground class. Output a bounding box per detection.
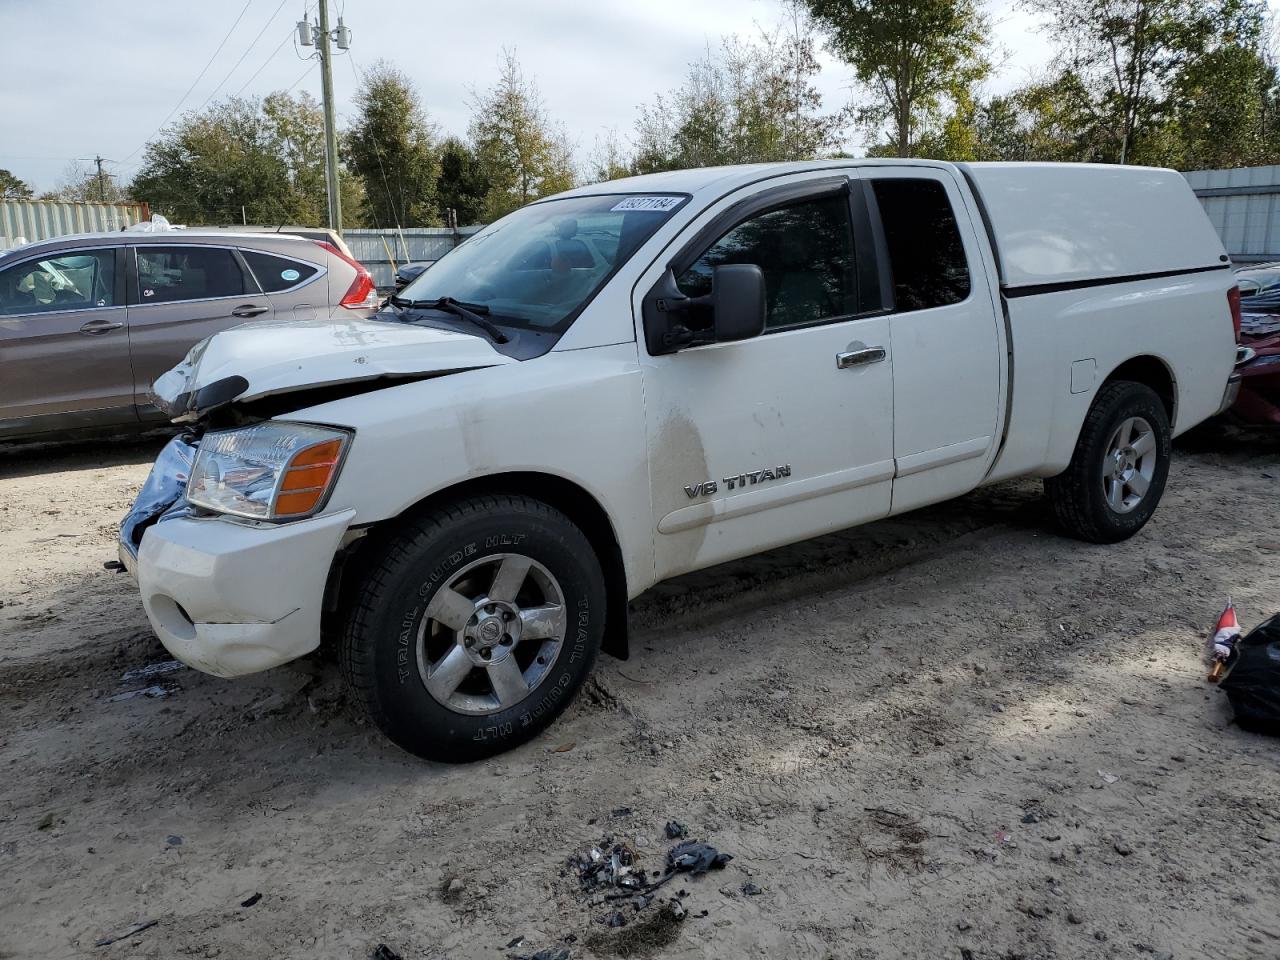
[2,425,1279,960]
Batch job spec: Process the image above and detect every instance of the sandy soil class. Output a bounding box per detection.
[1,425,1279,960]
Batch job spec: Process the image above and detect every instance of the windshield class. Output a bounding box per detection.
[393,193,688,331]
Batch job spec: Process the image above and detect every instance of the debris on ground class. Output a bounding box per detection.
[240,892,262,907]
[370,945,405,960]
[107,684,174,703]
[120,660,184,684]
[94,919,158,947]
[166,835,183,846]
[565,828,735,952]
[1207,600,1243,683]
[1219,611,1280,735]
[572,840,644,892]
[666,840,732,876]
[741,882,762,896]
[664,820,687,839]
[511,948,570,960]
[583,898,689,957]
[1098,771,1119,785]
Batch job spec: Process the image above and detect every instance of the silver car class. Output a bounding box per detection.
[0,231,379,439]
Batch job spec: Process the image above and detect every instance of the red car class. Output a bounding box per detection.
[1233,263,1280,424]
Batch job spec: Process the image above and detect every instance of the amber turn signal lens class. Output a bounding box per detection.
[273,438,345,517]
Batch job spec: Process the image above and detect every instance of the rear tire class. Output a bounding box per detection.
[341,495,605,762]
[1044,381,1171,544]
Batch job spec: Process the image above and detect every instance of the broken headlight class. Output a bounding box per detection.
[187,422,350,521]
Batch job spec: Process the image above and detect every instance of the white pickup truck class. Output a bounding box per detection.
[120,160,1241,761]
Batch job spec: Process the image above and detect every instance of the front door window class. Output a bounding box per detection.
[0,249,115,315]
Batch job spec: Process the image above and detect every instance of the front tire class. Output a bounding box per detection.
[1044,381,1171,544]
[341,495,605,762]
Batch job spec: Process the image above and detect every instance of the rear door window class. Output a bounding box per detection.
[240,250,319,292]
[0,249,116,315]
[134,246,251,303]
[871,179,971,311]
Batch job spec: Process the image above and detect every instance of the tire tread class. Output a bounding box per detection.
[340,494,594,757]
[1044,380,1170,544]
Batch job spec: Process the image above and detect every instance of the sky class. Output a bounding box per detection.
[0,0,1055,194]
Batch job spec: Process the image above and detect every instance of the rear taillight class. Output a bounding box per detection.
[315,240,378,310]
[1228,285,1243,339]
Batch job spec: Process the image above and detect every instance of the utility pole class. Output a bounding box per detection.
[77,156,113,202]
[299,2,351,234]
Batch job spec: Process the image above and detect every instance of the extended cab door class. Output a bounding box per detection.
[861,168,1004,513]
[126,244,275,413]
[638,175,896,579]
[0,245,136,433]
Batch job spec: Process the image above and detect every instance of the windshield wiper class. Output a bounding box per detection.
[387,295,510,344]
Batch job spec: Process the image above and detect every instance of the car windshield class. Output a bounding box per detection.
[390,193,688,331]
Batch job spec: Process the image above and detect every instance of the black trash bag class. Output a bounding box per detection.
[1221,612,1280,735]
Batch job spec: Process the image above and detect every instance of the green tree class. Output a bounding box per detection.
[921,70,1111,162]
[0,169,33,199]
[468,50,576,220]
[435,137,490,225]
[587,130,634,183]
[130,93,351,225]
[630,7,848,173]
[343,61,440,227]
[803,0,989,157]
[1021,0,1280,167]
[1148,1,1280,167]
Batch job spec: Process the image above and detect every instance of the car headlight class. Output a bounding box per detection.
[187,422,351,521]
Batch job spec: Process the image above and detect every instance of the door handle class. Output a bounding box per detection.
[836,346,886,369]
[79,319,124,335]
[231,304,269,318]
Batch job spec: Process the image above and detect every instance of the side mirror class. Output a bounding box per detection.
[642,263,766,354]
[710,264,765,342]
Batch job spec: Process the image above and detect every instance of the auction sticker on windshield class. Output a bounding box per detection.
[611,196,684,212]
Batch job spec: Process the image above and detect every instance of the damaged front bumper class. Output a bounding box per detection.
[120,435,354,678]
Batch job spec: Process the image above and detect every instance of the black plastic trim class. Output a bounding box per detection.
[1003,264,1231,298]
[859,180,896,314]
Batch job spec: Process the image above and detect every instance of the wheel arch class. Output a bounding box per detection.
[330,471,631,660]
[1099,354,1177,426]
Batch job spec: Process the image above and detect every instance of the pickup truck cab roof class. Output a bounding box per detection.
[121,159,1239,762]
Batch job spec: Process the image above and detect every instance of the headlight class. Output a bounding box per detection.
[187,422,351,521]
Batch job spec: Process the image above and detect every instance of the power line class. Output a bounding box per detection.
[122,0,256,161]
[196,0,290,111]
[233,1,317,97]
[286,61,318,94]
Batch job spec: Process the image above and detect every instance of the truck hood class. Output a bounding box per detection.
[151,317,515,420]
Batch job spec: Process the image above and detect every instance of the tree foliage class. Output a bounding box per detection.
[0,169,34,200]
[630,9,848,173]
[435,137,490,226]
[803,0,989,157]
[130,92,360,225]
[1012,0,1280,166]
[468,50,576,220]
[344,61,440,227]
